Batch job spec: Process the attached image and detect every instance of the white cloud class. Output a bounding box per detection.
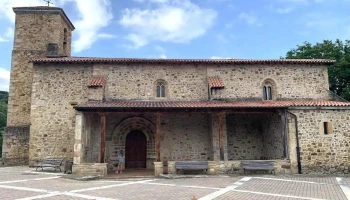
[0,27,14,42]
[0,67,10,91]
[58,0,114,53]
[0,0,46,23]
[0,0,114,53]
[238,13,262,26]
[210,56,232,59]
[159,54,167,59]
[119,0,217,48]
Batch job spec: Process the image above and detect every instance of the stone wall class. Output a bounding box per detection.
[72,163,107,177]
[208,64,329,100]
[5,8,74,166]
[161,113,211,161]
[227,113,284,160]
[166,160,291,175]
[98,64,208,100]
[262,113,285,159]
[1,126,30,165]
[288,109,350,174]
[88,63,330,101]
[29,64,91,165]
[8,11,73,126]
[86,113,211,172]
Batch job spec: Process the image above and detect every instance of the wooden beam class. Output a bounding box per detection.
[218,112,225,161]
[100,114,106,163]
[156,113,161,162]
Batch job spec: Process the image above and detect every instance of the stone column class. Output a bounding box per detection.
[287,115,298,173]
[156,113,161,162]
[74,112,84,164]
[211,112,228,161]
[100,114,107,163]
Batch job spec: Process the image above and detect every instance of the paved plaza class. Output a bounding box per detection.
[0,167,350,200]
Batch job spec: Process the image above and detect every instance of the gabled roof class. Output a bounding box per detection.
[208,76,224,88]
[32,57,335,65]
[74,100,350,111]
[88,76,106,87]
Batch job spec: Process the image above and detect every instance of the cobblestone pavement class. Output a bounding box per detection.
[0,166,350,200]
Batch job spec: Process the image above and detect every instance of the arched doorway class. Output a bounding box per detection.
[125,130,147,168]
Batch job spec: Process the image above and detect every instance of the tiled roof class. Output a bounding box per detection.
[208,76,224,88]
[32,57,335,65]
[13,7,75,30]
[88,76,106,87]
[74,100,350,110]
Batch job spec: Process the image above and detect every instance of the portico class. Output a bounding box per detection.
[72,100,292,177]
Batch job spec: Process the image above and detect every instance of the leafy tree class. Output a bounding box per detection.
[0,91,8,156]
[285,39,350,101]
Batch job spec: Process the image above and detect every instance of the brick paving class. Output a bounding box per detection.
[0,166,349,200]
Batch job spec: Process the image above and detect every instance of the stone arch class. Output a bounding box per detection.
[261,78,278,100]
[110,116,156,169]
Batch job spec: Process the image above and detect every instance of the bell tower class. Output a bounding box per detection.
[2,6,74,165]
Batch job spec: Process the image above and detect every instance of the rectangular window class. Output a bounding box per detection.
[263,87,267,100]
[323,122,329,135]
[267,86,272,100]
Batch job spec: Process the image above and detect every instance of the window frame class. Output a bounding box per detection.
[156,81,166,98]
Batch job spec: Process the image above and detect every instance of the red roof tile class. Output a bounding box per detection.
[208,76,224,88]
[74,100,350,110]
[88,76,106,87]
[32,57,335,65]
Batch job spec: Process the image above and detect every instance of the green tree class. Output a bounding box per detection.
[0,91,8,156]
[285,39,350,101]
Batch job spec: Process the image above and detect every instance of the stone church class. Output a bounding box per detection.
[2,6,350,177]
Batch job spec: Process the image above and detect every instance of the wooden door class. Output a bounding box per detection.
[125,130,147,168]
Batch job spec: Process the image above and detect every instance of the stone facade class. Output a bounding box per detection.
[208,64,329,100]
[1,126,30,165]
[29,64,90,165]
[3,7,74,165]
[288,109,350,174]
[227,113,284,160]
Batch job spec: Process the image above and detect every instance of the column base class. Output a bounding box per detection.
[154,162,163,177]
[72,163,108,177]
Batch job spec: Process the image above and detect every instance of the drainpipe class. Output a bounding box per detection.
[286,111,302,174]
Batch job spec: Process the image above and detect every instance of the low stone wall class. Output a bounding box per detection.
[154,162,163,177]
[1,126,30,166]
[72,163,108,177]
[165,160,292,175]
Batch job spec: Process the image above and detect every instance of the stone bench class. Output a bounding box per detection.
[34,158,66,172]
[242,161,275,174]
[175,161,208,174]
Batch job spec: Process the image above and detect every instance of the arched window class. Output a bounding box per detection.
[156,82,165,97]
[262,79,276,100]
[263,86,272,100]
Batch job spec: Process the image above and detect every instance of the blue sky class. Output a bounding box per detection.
[0,0,349,91]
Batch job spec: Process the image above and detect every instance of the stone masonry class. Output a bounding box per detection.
[227,113,284,160]
[288,109,350,174]
[3,7,74,165]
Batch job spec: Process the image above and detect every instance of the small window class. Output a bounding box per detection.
[63,28,67,54]
[263,86,272,100]
[156,82,165,97]
[323,122,333,135]
[323,122,328,135]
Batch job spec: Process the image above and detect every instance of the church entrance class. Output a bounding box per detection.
[125,130,147,168]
